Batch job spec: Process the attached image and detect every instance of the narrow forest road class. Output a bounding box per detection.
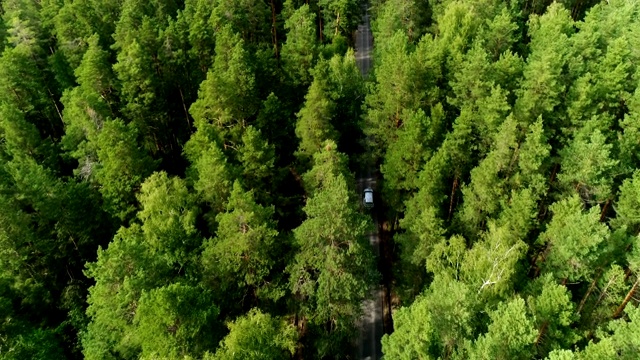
[355,5,373,77]
[355,4,383,360]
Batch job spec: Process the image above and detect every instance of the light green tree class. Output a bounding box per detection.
[201,181,279,301]
[536,196,610,282]
[209,309,298,360]
[466,298,537,360]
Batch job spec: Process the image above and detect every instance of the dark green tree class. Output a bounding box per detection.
[288,141,377,357]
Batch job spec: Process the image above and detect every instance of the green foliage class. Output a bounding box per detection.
[95,120,157,220]
[537,196,610,282]
[134,283,219,359]
[526,274,579,353]
[613,171,640,232]
[461,222,528,302]
[364,31,424,158]
[201,181,279,298]
[557,122,618,204]
[318,0,361,40]
[209,309,298,360]
[382,276,474,358]
[61,34,117,160]
[294,64,339,162]
[210,0,270,44]
[238,125,276,200]
[53,0,124,69]
[514,3,574,128]
[288,143,377,357]
[281,4,317,87]
[372,0,430,43]
[137,172,200,266]
[189,25,257,147]
[381,108,433,211]
[293,49,364,163]
[188,139,233,214]
[2,0,640,357]
[466,298,537,360]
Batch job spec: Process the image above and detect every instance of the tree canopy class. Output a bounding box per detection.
[2,0,640,359]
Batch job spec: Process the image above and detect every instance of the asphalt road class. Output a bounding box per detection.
[355,6,373,76]
[355,5,383,359]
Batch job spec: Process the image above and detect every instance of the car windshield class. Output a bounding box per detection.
[364,189,373,203]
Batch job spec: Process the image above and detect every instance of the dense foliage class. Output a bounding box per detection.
[370,0,640,358]
[0,0,639,359]
[0,0,369,358]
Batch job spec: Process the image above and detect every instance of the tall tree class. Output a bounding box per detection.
[287,141,377,357]
[201,181,280,307]
[382,275,475,358]
[189,25,258,150]
[536,195,610,283]
[83,172,207,359]
[209,309,298,360]
[465,298,537,360]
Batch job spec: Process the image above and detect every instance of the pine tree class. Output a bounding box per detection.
[294,61,338,163]
[238,125,276,197]
[364,31,421,158]
[536,195,610,283]
[526,274,578,355]
[209,309,298,360]
[95,120,157,220]
[134,283,219,359]
[557,123,618,205]
[612,170,640,233]
[189,25,257,148]
[382,275,474,358]
[201,181,279,304]
[210,0,271,44]
[84,172,204,359]
[381,108,433,212]
[281,4,317,87]
[514,3,574,129]
[465,298,537,360]
[287,141,377,357]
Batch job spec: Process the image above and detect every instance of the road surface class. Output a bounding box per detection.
[355,5,373,76]
[355,4,383,360]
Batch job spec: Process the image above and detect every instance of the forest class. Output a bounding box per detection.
[0,0,639,358]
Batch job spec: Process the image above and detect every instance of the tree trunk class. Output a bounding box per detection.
[295,312,307,360]
[505,143,521,179]
[318,7,323,43]
[577,270,601,315]
[534,321,548,346]
[532,244,551,277]
[448,176,458,221]
[270,0,279,58]
[600,199,610,222]
[592,271,618,310]
[46,87,64,138]
[178,86,191,129]
[612,278,638,319]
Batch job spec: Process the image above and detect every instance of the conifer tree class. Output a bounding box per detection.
[201,181,279,305]
[288,141,377,357]
[209,309,298,360]
[536,195,609,283]
[465,298,537,360]
[281,4,317,87]
[189,25,257,149]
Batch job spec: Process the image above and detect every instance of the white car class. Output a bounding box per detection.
[363,188,374,209]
